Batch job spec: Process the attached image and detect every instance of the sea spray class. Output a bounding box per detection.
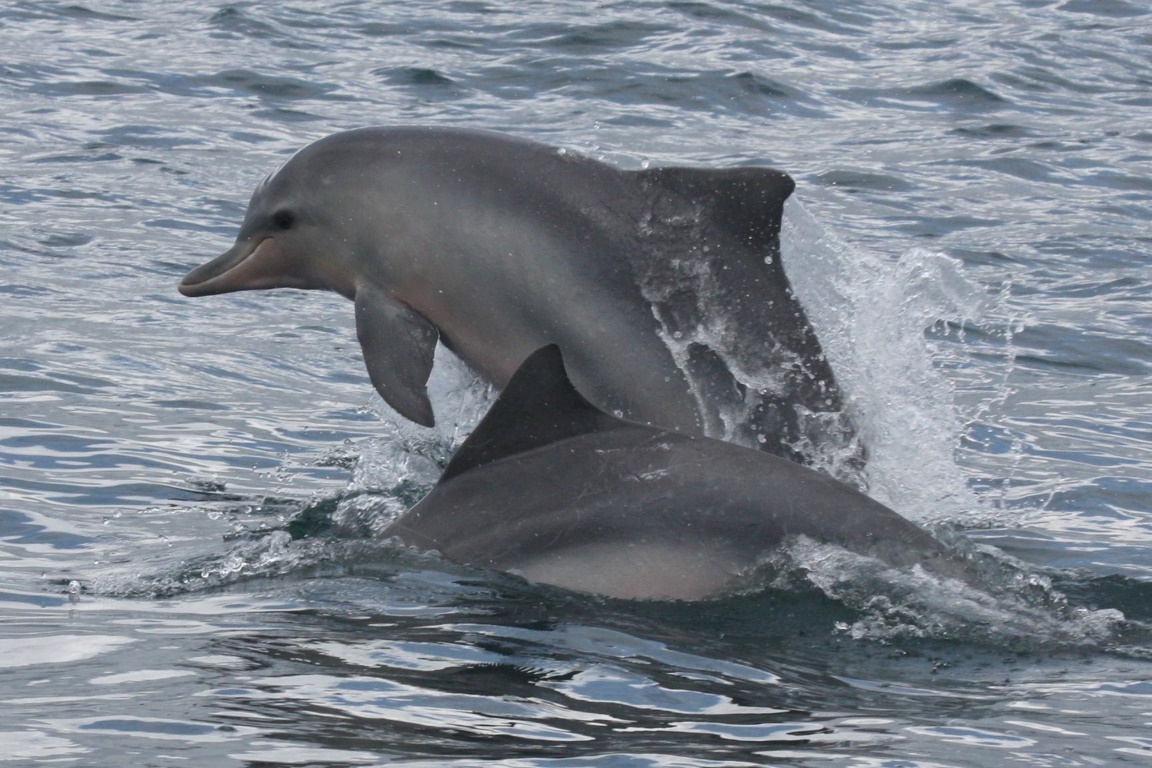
[780,199,993,524]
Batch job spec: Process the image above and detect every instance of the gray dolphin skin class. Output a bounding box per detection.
[385,345,951,601]
[179,126,857,470]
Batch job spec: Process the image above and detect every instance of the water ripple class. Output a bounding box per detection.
[1,0,1150,765]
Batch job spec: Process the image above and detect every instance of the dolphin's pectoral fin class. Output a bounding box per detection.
[354,285,438,427]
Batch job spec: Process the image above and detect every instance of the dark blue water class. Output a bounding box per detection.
[2,1,1151,765]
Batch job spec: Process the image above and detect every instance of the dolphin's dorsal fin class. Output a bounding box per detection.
[440,345,629,482]
[634,166,795,252]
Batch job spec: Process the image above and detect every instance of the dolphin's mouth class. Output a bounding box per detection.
[178,237,282,297]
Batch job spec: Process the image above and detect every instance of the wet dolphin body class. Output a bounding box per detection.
[180,126,858,470]
[385,345,951,601]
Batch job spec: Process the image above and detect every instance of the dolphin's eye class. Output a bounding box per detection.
[270,209,296,230]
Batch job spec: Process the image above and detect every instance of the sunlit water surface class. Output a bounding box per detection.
[2,1,1151,766]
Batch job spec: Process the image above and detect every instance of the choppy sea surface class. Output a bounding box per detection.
[2,1,1151,765]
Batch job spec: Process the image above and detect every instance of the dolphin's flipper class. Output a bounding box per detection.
[354,285,438,427]
[441,344,627,482]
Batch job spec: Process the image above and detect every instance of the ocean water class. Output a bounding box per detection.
[2,1,1151,765]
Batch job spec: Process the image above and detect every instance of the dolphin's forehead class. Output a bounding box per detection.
[229,127,550,245]
[243,141,348,218]
[289,128,408,170]
[259,135,401,206]
[268,144,331,189]
[254,162,284,195]
[235,172,280,233]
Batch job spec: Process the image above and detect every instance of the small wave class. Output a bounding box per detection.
[208,6,279,40]
[201,69,341,101]
[812,169,915,193]
[1059,0,1147,18]
[376,67,461,89]
[838,78,1010,114]
[757,536,1128,650]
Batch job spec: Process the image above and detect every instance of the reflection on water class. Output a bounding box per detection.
[3,578,1151,766]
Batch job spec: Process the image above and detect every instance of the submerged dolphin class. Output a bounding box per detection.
[384,345,951,601]
[180,126,858,473]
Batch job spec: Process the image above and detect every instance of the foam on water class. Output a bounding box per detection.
[760,537,1126,649]
[331,344,495,538]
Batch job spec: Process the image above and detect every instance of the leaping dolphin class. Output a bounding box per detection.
[384,345,951,601]
[179,127,859,472]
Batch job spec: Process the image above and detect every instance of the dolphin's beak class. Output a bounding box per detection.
[178,237,286,297]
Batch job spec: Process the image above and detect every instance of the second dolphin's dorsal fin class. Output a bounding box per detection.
[440,345,629,483]
[633,166,795,252]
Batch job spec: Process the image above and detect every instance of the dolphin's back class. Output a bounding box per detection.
[398,427,938,587]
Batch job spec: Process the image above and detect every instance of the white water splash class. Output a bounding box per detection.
[333,344,495,536]
[780,199,992,524]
